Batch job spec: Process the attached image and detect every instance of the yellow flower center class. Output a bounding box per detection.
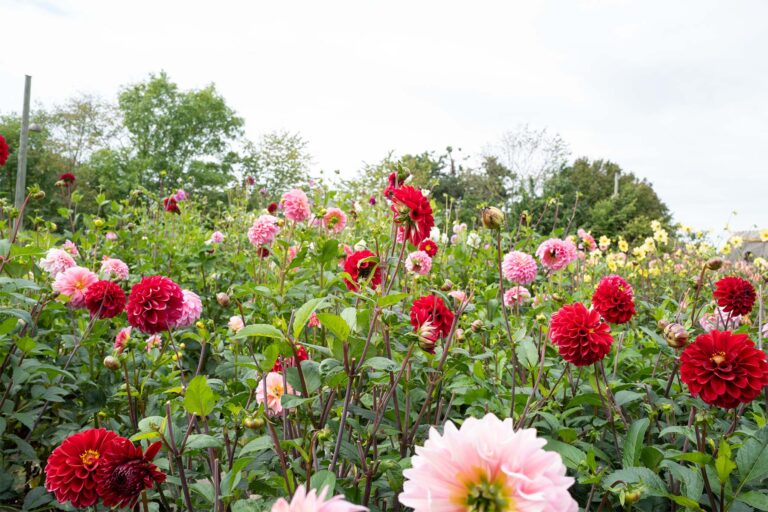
[80,449,100,466]
[454,469,515,512]
[710,351,726,365]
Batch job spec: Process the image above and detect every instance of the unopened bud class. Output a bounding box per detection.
[481,206,504,230]
[441,279,454,292]
[93,218,104,228]
[454,328,464,341]
[658,320,689,349]
[705,257,724,271]
[470,319,483,332]
[277,219,285,228]
[33,191,46,200]
[244,417,265,429]
[216,292,230,306]
[316,428,332,442]
[103,356,120,371]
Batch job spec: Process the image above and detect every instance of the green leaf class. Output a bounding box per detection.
[319,239,339,265]
[309,470,337,494]
[615,390,645,407]
[184,376,216,417]
[316,313,350,342]
[234,323,285,341]
[341,307,357,332]
[736,426,768,486]
[715,438,736,484]
[239,435,272,457]
[602,467,667,495]
[293,298,328,340]
[737,491,768,511]
[185,434,223,451]
[544,439,587,470]
[378,293,409,308]
[623,418,650,468]
[363,357,399,372]
[515,339,539,369]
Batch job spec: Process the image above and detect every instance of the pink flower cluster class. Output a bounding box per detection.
[502,251,538,284]
[405,251,432,276]
[536,238,578,271]
[281,189,311,222]
[248,215,280,246]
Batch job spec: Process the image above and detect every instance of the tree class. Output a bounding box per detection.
[240,131,311,194]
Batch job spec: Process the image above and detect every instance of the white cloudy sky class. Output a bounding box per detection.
[1,0,766,233]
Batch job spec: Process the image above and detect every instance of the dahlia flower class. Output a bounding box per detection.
[399,414,577,512]
[323,207,348,234]
[592,275,636,324]
[504,286,531,306]
[59,173,76,184]
[680,330,768,409]
[248,215,281,246]
[96,438,166,509]
[390,186,434,246]
[100,257,130,281]
[308,312,321,328]
[449,290,468,305]
[53,266,98,309]
[549,303,613,366]
[38,248,76,276]
[418,239,438,257]
[281,189,311,222]
[272,485,367,512]
[536,238,578,271]
[105,231,118,241]
[257,372,296,415]
[146,334,162,352]
[577,228,597,252]
[173,289,203,329]
[713,276,756,317]
[163,197,180,214]
[467,232,481,249]
[115,327,131,353]
[62,240,79,257]
[229,315,245,333]
[126,276,184,334]
[206,231,225,244]
[84,280,127,319]
[343,250,382,291]
[173,189,187,202]
[273,345,309,373]
[405,250,432,276]
[502,251,538,285]
[410,295,454,353]
[0,134,9,167]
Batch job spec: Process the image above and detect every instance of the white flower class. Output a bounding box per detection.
[429,227,441,241]
[354,239,367,251]
[467,232,481,249]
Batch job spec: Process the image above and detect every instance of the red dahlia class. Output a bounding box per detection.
[84,280,127,319]
[410,295,455,353]
[343,250,382,291]
[267,202,278,214]
[273,344,309,372]
[0,134,9,167]
[591,274,636,324]
[96,438,166,509]
[390,186,434,246]
[383,172,399,200]
[680,330,768,409]
[59,172,76,184]
[163,197,180,214]
[418,239,438,257]
[126,276,184,334]
[549,302,613,366]
[45,428,120,509]
[713,277,756,317]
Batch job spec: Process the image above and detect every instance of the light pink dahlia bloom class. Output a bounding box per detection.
[535,238,578,271]
[174,290,203,328]
[504,286,531,307]
[38,248,76,276]
[52,266,98,309]
[228,315,245,333]
[405,250,432,276]
[206,231,225,244]
[248,215,280,246]
[257,372,296,416]
[62,240,79,257]
[100,257,130,281]
[281,189,311,222]
[323,207,348,234]
[400,413,577,512]
[272,485,366,512]
[502,251,537,285]
[146,334,162,352]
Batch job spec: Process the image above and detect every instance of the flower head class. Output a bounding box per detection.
[267,202,279,214]
[399,413,577,512]
[272,485,367,512]
[228,315,245,333]
[53,266,98,309]
[173,289,203,329]
[273,345,309,373]
[591,275,636,324]
[59,173,76,184]
[248,215,281,246]
[84,280,127,319]
[418,239,438,257]
[100,257,130,280]
[62,240,79,257]
[115,327,132,353]
[146,334,162,352]
[343,250,382,291]
[206,231,225,245]
[39,248,76,276]
[0,134,9,167]
[536,239,578,271]
[549,303,613,366]
[577,228,597,252]
[105,231,117,241]
[680,330,768,409]
[96,438,166,509]
[502,251,538,285]
[257,372,296,415]
[281,189,311,222]
[713,277,756,317]
[405,250,432,276]
[390,186,434,246]
[163,197,180,214]
[410,295,454,353]
[503,286,531,306]
[323,207,348,234]
[173,189,187,202]
[126,276,184,334]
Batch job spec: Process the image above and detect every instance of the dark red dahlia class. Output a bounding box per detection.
[549,302,613,366]
[267,202,278,214]
[680,330,768,409]
[272,344,309,372]
[163,197,180,214]
[418,239,438,257]
[343,250,382,291]
[0,134,9,167]
[591,274,635,324]
[390,186,434,246]
[126,276,184,334]
[257,247,270,258]
[59,172,76,184]
[96,438,166,509]
[369,196,377,206]
[84,280,127,319]
[45,428,120,509]
[713,277,756,317]
[410,294,455,353]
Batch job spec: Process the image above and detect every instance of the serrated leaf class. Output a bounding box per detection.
[378,293,409,308]
[715,439,736,484]
[239,435,272,456]
[363,357,399,372]
[185,434,223,451]
[310,470,337,494]
[736,426,768,487]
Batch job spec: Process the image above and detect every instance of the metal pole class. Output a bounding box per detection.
[613,171,619,197]
[14,75,32,228]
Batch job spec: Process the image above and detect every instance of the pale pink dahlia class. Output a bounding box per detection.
[271,485,366,512]
[400,414,577,512]
[405,251,432,276]
[146,334,162,352]
[38,248,76,276]
[228,316,245,333]
[281,189,311,222]
[535,238,578,271]
[248,215,280,246]
[257,372,296,416]
[105,231,118,241]
[449,290,468,305]
[62,240,80,257]
[52,266,98,309]
[100,257,130,281]
[288,245,300,263]
[504,286,531,306]
[174,290,203,328]
[114,327,131,353]
[322,207,348,234]
[206,231,225,244]
[502,251,537,285]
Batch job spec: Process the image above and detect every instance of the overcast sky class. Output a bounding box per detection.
[1,0,766,234]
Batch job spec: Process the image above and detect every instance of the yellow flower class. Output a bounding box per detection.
[599,236,611,250]
[754,257,767,270]
[651,220,662,232]
[721,243,732,255]
[654,229,669,244]
[759,229,768,242]
[642,238,656,253]
[618,238,629,252]
[729,235,743,248]
[583,274,592,283]
[632,247,647,260]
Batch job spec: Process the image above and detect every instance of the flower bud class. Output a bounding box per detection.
[658,320,689,349]
[244,416,265,429]
[481,206,504,230]
[277,219,285,228]
[103,356,120,371]
[93,218,104,228]
[705,257,724,271]
[316,428,332,441]
[454,328,464,341]
[33,190,46,200]
[216,292,231,307]
[470,319,483,332]
[441,279,454,292]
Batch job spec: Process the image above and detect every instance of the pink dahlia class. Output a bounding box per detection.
[173,189,187,202]
[173,290,203,329]
[105,231,118,241]
[281,189,311,222]
[229,315,245,333]
[502,251,538,285]
[504,286,531,306]
[248,215,280,246]
[146,334,162,352]
[206,231,225,244]
[62,240,79,257]
[52,266,98,309]
[100,257,130,281]
[400,413,577,512]
[536,238,578,271]
[577,228,597,252]
[448,290,468,305]
[308,312,321,328]
[114,327,131,353]
[405,250,432,276]
[38,248,76,276]
[323,207,348,234]
[272,485,367,512]
[257,372,296,416]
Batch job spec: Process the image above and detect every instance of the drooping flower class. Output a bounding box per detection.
[0,134,9,167]
[536,238,578,271]
[410,295,455,353]
[53,266,98,309]
[399,414,578,512]
[592,275,636,324]
[173,290,203,329]
[114,327,132,353]
[59,173,76,185]
[44,428,120,509]
[713,277,756,317]
[281,189,312,222]
[549,303,613,366]
[272,485,367,512]
[418,239,438,257]
[126,276,184,334]
[323,207,348,234]
[62,240,79,257]
[96,437,166,509]
[248,215,281,246]
[405,250,432,276]
[390,186,434,246]
[504,286,531,306]
[257,372,296,415]
[273,345,309,373]
[228,315,245,333]
[680,330,768,409]
[502,251,538,285]
[343,250,381,291]
[163,197,180,214]
[100,257,130,280]
[38,248,76,276]
[84,280,127,319]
